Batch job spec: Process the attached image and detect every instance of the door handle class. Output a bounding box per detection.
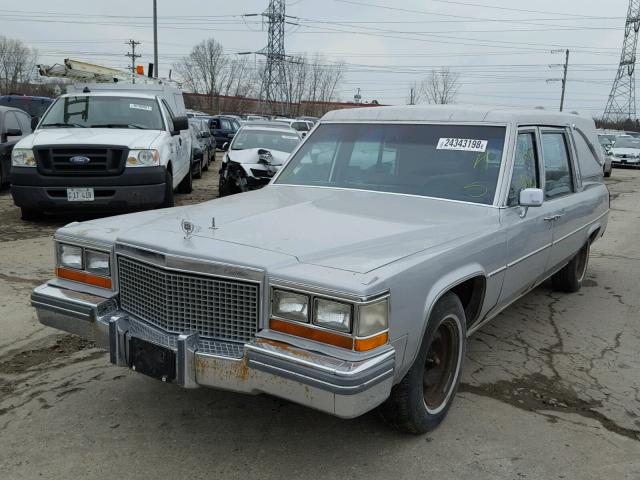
[543,214,563,222]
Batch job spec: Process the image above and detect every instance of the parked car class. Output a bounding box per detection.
[0,106,33,187]
[10,82,191,220]
[610,137,640,166]
[209,115,240,149]
[218,123,301,196]
[188,118,213,168]
[30,105,609,434]
[0,95,53,118]
[273,118,311,135]
[597,135,613,177]
[188,124,206,179]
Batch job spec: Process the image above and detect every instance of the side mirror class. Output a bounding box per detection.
[519,188,543,207]
[301,132,307,138]
[5,128,22,136]
[31,116,40,130]
[172,116,189,134]
[222,142,229,151]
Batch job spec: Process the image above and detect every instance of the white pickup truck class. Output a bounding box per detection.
[10,82,192,219]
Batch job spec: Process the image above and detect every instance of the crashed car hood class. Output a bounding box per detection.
[63,186,500,274]
[16,127,162,149]
[611,147,640,156]
[226,148,290,166]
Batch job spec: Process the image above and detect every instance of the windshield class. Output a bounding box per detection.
[40,96,164,130]
[275,123,507,205]
[231,129,300,153]
[613,138,640,149]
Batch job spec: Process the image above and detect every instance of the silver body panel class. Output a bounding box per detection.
[32,105,610,418]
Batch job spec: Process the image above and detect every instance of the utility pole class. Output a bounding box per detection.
[548,49,570,112]
[409,86,416,105]
[604,0,640,123]
[125,39,141,83]
[153,0,158,78]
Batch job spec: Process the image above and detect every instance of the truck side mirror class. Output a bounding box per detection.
[172,116,189,134]
[222,142,229,151]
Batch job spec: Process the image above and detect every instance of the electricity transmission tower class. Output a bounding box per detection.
[603,0,640,123]
[262,0,288,114]
[125,39,141,84]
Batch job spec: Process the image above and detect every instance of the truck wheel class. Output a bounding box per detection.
[552,241,590,293]
[160,170,174,208]
[379,292,466,434]
[193,156,203,179]
[177,165,193,194]
[20,207,42,221]
[604,169,611,178]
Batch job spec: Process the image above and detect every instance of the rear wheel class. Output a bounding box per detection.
[177,164,193,194]
[193,154,203,179]
[552,241,590,292]
[379,292,466,434]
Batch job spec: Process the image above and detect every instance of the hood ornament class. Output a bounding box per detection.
[181,219,195,239]
[209,216,218,230]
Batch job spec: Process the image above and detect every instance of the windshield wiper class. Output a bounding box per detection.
[40,122,86,128]
[89,123,144,129]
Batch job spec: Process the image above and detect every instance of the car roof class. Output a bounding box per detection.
[0,105,30,115]
[240,123,299,134]
[0,95,52,101]
[321,104,595,127]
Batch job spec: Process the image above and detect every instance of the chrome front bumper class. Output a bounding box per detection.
[32,283,395,419]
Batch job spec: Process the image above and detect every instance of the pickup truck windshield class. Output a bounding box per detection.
[232,129,299,153]
[40,96,164,130]
[275,123,506,205]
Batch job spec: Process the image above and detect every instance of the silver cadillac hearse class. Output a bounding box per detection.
[32,106,609,433]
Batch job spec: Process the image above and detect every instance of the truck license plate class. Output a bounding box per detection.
[67,188,94,202]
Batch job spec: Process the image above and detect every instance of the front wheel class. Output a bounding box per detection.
[159,169,174,208]
[551,241,590,292]
[379,292,466,434]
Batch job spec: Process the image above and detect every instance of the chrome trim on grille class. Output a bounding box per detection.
[117,253,261,344]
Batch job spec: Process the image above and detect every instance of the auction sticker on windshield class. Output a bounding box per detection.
[437,138,487,152]
[129,104,152,111]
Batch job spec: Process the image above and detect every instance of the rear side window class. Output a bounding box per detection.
[542,132,574,200]
[508,132,539,206]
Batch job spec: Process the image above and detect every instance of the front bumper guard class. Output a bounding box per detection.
[32,283,395,418]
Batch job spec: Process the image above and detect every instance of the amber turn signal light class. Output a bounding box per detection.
[354,331,389,352]
[269,318,353,349]
[56,267,113,289]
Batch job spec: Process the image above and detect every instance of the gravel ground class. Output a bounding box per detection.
[0,164,639,480]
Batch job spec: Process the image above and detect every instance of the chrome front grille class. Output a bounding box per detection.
[118,256,260,343]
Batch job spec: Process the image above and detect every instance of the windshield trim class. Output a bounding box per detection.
[270,121,511,207]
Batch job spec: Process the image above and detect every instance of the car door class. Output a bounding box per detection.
[497,128,555,308]
[161,100,188,182]
[539,128,585,273]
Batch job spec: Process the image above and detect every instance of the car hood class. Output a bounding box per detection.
[611,147,640,156]
[59,186,499,274]
[226,148,290,166]
[16,128,162,149]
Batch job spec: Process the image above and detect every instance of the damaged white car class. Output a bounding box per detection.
[218,124,301,196]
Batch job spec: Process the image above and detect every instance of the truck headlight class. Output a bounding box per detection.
[12,148,36,167]
[127,149,160,167]
[272,289,309,322]
[58,243,83,269]
[85,249,110,276]
[314,298,351,332]
[357,298,389,337]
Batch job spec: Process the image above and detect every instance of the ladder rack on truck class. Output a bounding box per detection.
[37,58,177,87]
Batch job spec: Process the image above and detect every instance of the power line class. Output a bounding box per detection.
[124,39,141,83]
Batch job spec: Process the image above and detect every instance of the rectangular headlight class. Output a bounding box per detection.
[314,298,352,332]
[85,249,110,277]
[12,148,36,167]
[58,243,83,270]
[272,289,309,322]
[357,298,389,337]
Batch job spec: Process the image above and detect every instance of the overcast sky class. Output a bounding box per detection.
[1,0,631,117]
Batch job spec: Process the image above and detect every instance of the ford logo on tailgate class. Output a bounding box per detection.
[69,155,91,164]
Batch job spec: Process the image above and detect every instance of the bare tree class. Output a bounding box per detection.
[0,36,38,94]
[407,81,424,105]
[420,68,460,104]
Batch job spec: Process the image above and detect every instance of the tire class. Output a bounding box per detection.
[551,241,590,293]
[202,150,209,172]
[20,207,42,221]
[379,292,467,434]
[177,164,193,194]
[193,155,203,179]
[159,169,174,208]
[604,169,611,178]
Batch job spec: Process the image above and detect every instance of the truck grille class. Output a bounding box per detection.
[117,256,260,343]
[36,146,127,176]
